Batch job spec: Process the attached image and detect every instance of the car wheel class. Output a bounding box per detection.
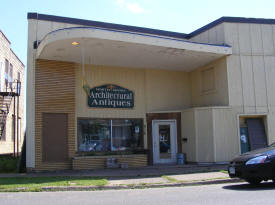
[246,178,262,185]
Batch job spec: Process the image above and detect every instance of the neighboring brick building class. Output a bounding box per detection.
[0,30,24,155]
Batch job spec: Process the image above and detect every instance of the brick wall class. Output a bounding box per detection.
[35,59,75,170]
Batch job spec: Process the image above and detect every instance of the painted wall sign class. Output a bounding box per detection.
[88,84,134,108]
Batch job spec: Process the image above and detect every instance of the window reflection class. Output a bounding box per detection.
[78,119,110,152]
[112,120,142,151]
[78,119,143,152]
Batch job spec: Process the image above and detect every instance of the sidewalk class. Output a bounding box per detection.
[0,164,242,191]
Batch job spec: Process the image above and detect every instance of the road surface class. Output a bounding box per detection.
[1,182,275,205]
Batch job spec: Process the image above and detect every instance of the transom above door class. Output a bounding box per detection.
[152,120,177,164]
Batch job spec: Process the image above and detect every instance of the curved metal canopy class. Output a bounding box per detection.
[36,27,232,71]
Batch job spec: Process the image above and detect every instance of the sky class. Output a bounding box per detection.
[1,0,275,66]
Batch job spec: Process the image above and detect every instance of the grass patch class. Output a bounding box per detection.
[220,170,228,174]
[162,175,179,183]
[0,176,107,192]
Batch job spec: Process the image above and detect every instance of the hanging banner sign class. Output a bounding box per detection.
[88,84,134,108]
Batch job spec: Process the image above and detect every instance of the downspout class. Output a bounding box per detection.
[13,93,16,157]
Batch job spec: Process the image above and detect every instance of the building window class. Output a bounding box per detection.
[5,59,9,88]
[201,67,215,94]
[17,72,20,82]
[9,63,13,89]
[17,72,21,95]
[0,61,2,91]
[78,119,143,152]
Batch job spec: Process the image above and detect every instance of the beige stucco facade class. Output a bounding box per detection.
[186,21,275,162]
[26,13,275,170]
[0,30,25,155]
[75,64,191,151]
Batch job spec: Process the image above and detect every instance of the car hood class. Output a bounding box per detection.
[232,146,275,162]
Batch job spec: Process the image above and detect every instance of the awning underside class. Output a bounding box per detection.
[36,27,232,71]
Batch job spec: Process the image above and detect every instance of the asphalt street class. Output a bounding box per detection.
[1,182,275,205]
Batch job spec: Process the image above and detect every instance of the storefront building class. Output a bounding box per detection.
[26,13,275,171]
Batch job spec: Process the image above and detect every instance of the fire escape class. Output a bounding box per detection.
[0,81,21,155]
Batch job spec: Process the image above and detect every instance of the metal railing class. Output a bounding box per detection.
[4,80,21,96]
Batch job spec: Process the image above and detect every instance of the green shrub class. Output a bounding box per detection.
[18,134,26,173]
[0,157,18,173]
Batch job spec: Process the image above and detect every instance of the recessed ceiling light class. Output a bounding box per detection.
[72,41,79,46]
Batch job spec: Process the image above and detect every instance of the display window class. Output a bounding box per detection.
[78,118,143,152]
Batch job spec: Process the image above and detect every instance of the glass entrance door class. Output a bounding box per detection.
[159,125,171,159]
[152,120,177,164]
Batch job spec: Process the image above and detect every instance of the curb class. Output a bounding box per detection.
[41,178,242,191]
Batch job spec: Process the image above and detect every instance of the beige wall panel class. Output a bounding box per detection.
[261,25,274,55]
[252,56,268,108]
[51,22,68,31]
[64,23,83,28]
[190,24,224,45]
[244,106,258,113]
[37,20,87,42]
[273,25,275,54]
[191,57,229,107]
[256,107,268,113]
[250,24,264,55]
[238,24,252,55]
[51,22,81,31]
[76,65,191,118]
[224,23,240,55]
[240,56,255,110]
[209,29,217,44]
[145,69,191,112]
[27,19,38,168]
[193,33,203,43]
[198,31,209,44]
[216,24,225,44]
[226,55,243,106]
[76,64,146,119]
[213,108,239,162]
[190,35,200,43]
[181,110,196,162]
[225,23,275,114]
[267,107,275,144]
[75,64,191,150]
[36,20,53,40]
[196,108,214,162]
[265,56,275,106]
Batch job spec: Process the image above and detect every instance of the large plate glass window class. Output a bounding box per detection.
[78,119,143,152]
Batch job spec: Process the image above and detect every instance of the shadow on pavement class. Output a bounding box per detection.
[223,181,275,191]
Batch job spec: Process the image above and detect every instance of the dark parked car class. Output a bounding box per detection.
[228,142,275,185]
